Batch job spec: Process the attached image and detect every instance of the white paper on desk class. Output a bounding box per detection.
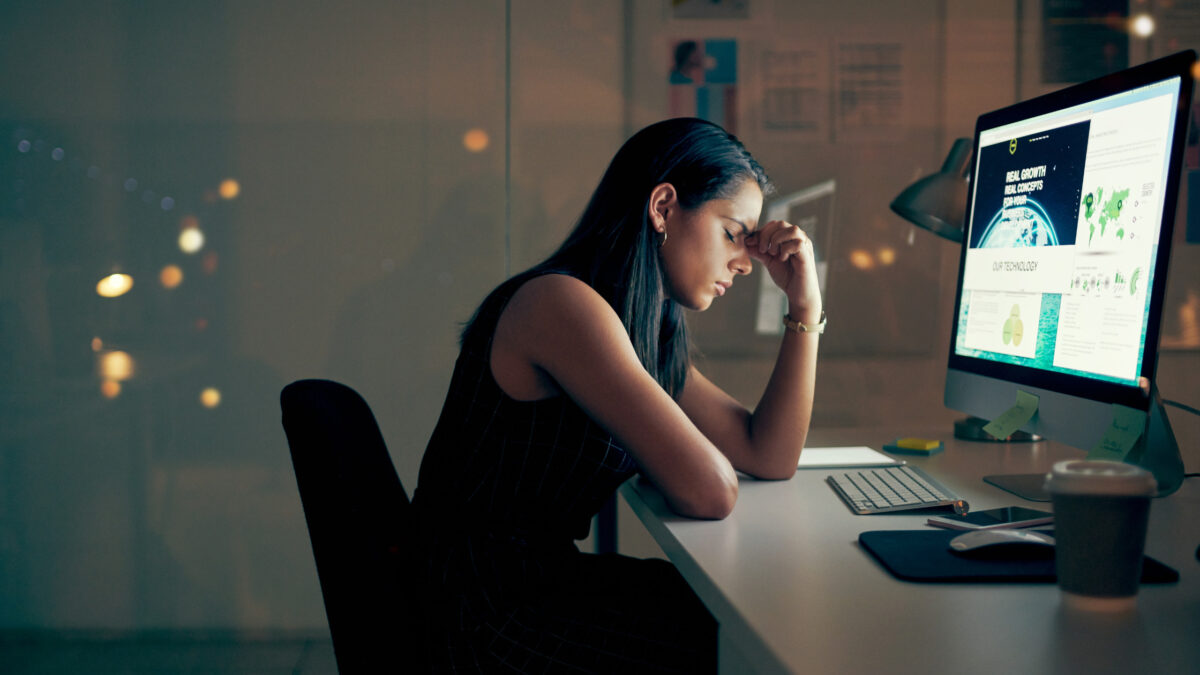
[797,446,904,469]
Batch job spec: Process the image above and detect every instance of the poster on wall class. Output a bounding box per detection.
[669,38,739,133]
[754,42,829,141]
[833,41,905,141]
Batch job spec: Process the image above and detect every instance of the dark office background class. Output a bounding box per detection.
[2,0,1199,671]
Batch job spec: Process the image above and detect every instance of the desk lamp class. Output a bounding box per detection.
[890,138,1037,442]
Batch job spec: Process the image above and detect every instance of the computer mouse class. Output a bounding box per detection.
[948,528,1056,558]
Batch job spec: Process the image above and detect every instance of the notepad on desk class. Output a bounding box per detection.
[797,446,905,470]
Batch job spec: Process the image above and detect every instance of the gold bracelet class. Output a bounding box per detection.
[783,310,826,335]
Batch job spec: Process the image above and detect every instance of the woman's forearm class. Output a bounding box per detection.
[746,303,821,478]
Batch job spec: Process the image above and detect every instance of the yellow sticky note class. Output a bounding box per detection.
[1087,404,1147,462]
[982,390,1040,439]
[896,437,940,451]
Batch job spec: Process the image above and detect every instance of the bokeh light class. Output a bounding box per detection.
[202,251,219,275]
[463,128,490,153]
[96,273,134,298]
[1131,14,1155,37]
[218,178,240,200]
[91,337,104,352]
[200,387,222,408]
[160,264,184,289]
[848,249,876,270]
[179,227,205,254]
[99,350,135,381]
[100,380,122,399]
[877,247,896,266]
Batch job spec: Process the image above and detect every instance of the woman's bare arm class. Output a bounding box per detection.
[677,219,822,479]
[491,274,739,519]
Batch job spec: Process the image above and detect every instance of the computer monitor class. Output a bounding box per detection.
[945,51,1195,496]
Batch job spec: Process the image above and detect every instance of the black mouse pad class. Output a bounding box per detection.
[858,530,1179,584]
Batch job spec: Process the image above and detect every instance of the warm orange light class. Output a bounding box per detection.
[200,387,222,408]
[160,264,184,289]
[877,247,896,266]
[96,273,134,298]
[99,350,135,381]
[463,128,490,153]
[218,178,240,200]
[100,380,122,399]
[179,227,205,254]
[202,251,219,275]
[179,214,200,230]
[848,249,876,270]
[91,337,104,352]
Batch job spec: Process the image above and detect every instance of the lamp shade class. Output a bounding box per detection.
[890,138,972,243]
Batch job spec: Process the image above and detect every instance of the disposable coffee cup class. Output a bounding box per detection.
[1043,460,1157,611]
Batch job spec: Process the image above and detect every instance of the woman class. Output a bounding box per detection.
[409,118,822,672]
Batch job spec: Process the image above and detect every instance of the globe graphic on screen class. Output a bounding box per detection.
[977,199,1060,248]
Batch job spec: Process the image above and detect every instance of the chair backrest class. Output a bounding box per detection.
[280,378,415,673]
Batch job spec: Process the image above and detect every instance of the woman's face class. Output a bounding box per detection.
[656,178,762,311]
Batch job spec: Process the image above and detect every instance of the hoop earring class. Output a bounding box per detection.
[657,230,668,248]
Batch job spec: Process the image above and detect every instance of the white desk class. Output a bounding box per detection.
[619,429,1200,674]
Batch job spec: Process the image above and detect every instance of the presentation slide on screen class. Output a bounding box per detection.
[969,120,1089,251]
[961,290,1041,358]
[1073,93,1172,253]
[1049,94,1171,380]
[958,92,1173,383]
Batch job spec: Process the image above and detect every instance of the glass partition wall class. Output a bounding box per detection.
[2,0,1197,636]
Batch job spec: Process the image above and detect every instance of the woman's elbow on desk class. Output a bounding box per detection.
[742,465,797,482]
[667,480,738,520]
[734,450,802,481]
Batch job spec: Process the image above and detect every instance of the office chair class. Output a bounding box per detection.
[280,379,420,673]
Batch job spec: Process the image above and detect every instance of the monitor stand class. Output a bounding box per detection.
[954,415,1041,442]
[983,386,1184,501]
[983,473,1052,501]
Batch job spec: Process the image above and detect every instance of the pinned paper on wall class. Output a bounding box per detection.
[1087,403,1147,462]
[833,41,906,141]
[755,42,829,141]
[669,38,739,134]
[982,390,1040,439]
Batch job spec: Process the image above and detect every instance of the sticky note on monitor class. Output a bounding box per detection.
[1087,403,1147,462]
[982,390,1039,439]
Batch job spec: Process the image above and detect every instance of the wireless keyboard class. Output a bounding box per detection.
[827,465,969,515]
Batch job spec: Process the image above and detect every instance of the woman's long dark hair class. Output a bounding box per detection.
[464,118,772,398]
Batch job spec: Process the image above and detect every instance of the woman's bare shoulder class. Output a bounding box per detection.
[510,273,601,303]
[491,273,627,399]
[503,273,620,329]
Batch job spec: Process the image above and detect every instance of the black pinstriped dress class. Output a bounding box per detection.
[409,273,716,673]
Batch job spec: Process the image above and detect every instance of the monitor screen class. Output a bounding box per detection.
[945,51,1194,460]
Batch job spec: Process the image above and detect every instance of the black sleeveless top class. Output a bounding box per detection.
[408,272,715,673]
[412,272,638,542]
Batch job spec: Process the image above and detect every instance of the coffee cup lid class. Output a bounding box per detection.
[1043,460,1157,496]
